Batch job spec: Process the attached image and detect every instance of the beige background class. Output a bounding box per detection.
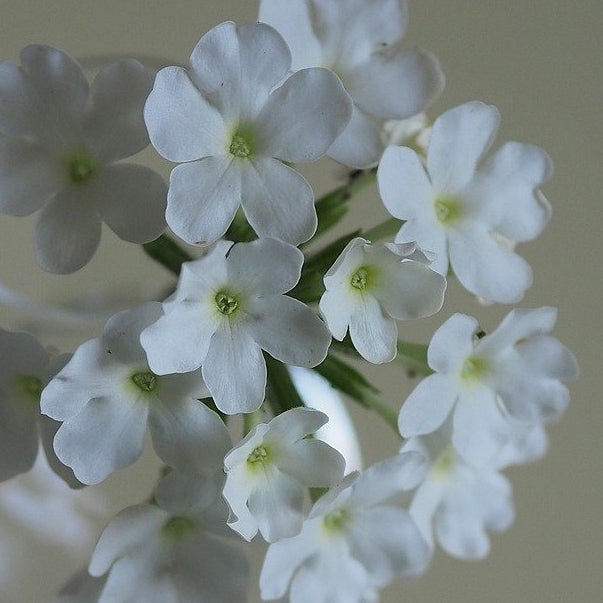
[0,0,601,601]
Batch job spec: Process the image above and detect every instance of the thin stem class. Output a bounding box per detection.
[143,234,192,275]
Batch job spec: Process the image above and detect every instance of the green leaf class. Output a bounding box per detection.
[264,354,305,415]
[225,209,257,243]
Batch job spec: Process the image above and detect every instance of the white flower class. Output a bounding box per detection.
[398,308,579,465]
[140,238,332,415]
[88,470,248,603]
[260,452,430,602]
[259,0,444,168]
[0,328,79,486]
[40,302,230,485]
[0,45,166,273]
[319,238,446,363]
[144,21,352,247]
[223,407,345,542]
[378,101,553,303]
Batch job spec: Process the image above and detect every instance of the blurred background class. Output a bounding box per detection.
[0,0,601,601]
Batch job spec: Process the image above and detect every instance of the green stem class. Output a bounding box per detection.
[143,234,192,275]
[243,410,264,435]
[362,217,402,243]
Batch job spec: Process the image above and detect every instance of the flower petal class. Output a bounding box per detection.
[241,157,316,245]
[398,374,458,438]
[395,217,449,275]
[0,62,35,137]
[166,157,241,246]
[349,295,397,364]
[277,438,345,487]
[144,66,226,162]
[92,163,166,243]
[427,102,500,193]
[83,59,155,163]
[34,186,102,274]
[249,295,331,367]
[202,327,266,414]
[223,464,258,540]
[427,313,478,374]
[267,407,329,445]
[257,68,352,163]
[318,289,355,341]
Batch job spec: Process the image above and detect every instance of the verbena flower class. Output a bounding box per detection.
[223,407,345,542]
[144,21,353,247]
[140,238,332,414]
[260,452,430,602]
[0,328,79,486]
[259,0,444,168]
[0,45,166,273]
[378,101,553,303]
[88,470,248,603]
[319,238,446,363]
[40,302,230,485]
[398,308,579,465]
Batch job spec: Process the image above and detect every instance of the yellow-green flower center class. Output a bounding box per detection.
[162,516,195,540]
[229,133,253,159]
[350,265,375,291]
[434,195,462,224]
[16,375,43,401]
[215,291,239,315]
[66,150,97,184]
[322,508,349,533]
[433,447,456,478]
[131,371,158,392]
[247,445,271,466]
[460,355,489,382]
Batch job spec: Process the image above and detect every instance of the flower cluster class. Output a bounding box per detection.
[0,1,578,602]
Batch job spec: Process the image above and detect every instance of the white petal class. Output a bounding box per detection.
[141,302,217,375]
[144,66,226,162]
[257,68,352,162]
[227,238,303,295]
[149,397,230,474]
[202,327,266,414]
[0,137,62,216]
[174,241,232,298]
[189,21,291,121]
[448,222,533,304]
[478,472,514,532]
[277,438,345,487]
[398,374,458,437]
[166,157,241,246]
[515,334,579,381]
[452,388,509,466]
[247,468,305,541]
[53,394,149,484]
[89,504,166,576]
[346,506,430,583]
[469,142,552,241]
[93,163,166,243]
[318,289,354,340]
[0,62,35,137]
[83,59,155,162]
[427,102,500,192]
[347,48,444,119]
[395,217,449,275]
[38,415,82,488]
[427,313,479,374]
[349,295,397,364]
[223,465,258,541]
[327,105,384,168]
[241,157,316,245]
[267,407,329,444]
[249,295,331,367]
[378,145,434,220]
[34,186,102,274]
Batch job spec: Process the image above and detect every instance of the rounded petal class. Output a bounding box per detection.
[267,407,329,444]
[427,102,500,193]
[0,62,35,137]
[144,66,226,162]
[249,295,331,368]
[257,68,353,163]
[227,238,303,295]
[38,415,83,488]
[241,157,316,245]
[448,223,533,304]
[166,157,241,246]
[54,395,149,485]
[347,48,444,119]
[223,465,258,541]
[378,145,433,220]
[0,137,62,216]
[83,59,155,162]
[398,374,458,437]
[515,334,579,381]
[428,313,479,374]
[327,105,384,168]
[202,328,266,414]
[247,468,305,542]
[277,438,345,487]
[395,217,449,275]
[92,163,166,243]
[189,21,291,121]
[34,187,102,274]
[318,289,354,340]
[349,295,397,364]
[149,397,231,474]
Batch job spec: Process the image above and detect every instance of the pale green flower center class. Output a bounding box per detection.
[229,132,254,159]
[350,265,374,291]
[247,445,271,466]
[433,447,456,478]
[322,508,349,533]
[66,150,97,184]
[16,375,43,401]
[215,290,239,315]
[161,516,195,540]
[131,371,158,392]
[434,195,462,224]
[460,355,489,381]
